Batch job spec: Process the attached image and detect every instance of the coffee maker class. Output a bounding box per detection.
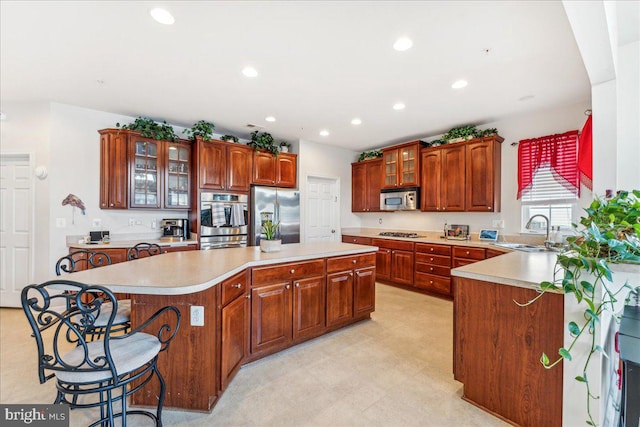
[161,219,190,242]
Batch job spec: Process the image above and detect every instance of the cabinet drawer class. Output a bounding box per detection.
[452,258,478,268]
[414,272,451,295]
[415,243,451,256]
[342,235,372,245]
[252,260,325,286]
[371,238,414,251]
[453,246,486,260]
[415,253,451,267]
[486,248,507,258]
[327,253,376,273]
[221,270,247,306]
[415,262,450,277]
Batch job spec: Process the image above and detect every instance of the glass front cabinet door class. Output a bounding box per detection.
[165,142,191,209]
[130,137,161,208]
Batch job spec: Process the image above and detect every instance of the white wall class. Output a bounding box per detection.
[297,139,360,241]
[357,102,591,235]
[0,102,51,282]
[616,40,640,190]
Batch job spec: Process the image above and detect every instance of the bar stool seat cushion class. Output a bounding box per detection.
[93,299,131,327]
[55,332,160,384]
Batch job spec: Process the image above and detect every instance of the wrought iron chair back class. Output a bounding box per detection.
[127,243,162,260]
[55,250,112,275]
[21,279,180,425]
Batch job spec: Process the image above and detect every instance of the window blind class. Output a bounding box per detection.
[521,166,578,204]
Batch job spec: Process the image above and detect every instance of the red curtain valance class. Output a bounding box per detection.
[517,130,579,199]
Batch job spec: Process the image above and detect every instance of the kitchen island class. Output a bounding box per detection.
[451,251,640,427]
[62,242,378,412]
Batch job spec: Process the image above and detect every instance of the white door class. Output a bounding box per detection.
[0,154,33,307]
[305,176,339,242]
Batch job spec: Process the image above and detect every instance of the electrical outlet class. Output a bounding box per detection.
[55,218,66,228]
[135,219,142,225]
[151,219,157,229]
[190,306,204,326]
[92,218,102,227]
[128,218,135,227]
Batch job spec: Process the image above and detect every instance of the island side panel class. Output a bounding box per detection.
[130,287,219,412]
[453,277,563,427]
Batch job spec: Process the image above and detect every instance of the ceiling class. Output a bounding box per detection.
[1,1,595,151]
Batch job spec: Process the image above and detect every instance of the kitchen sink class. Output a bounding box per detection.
[491,242,555,252]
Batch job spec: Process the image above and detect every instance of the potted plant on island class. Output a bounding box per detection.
[260,219,281,252]
[518,189,640,426]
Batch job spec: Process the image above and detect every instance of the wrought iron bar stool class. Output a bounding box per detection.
[55,250,130,339]
[127,243,163,260]
[22,280,180,426]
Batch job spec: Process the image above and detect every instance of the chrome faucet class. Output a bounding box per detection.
[525,214,551,247]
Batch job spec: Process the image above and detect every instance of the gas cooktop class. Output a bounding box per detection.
[378,231,423,238]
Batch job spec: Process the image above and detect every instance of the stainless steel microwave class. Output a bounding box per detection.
[380,187,419,211]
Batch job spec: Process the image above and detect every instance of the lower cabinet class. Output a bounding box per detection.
[414,243,452,297]
[292,276,326,341]
[371,239,414,286]
[326,253,376,326]
[326,272,354,327]
[250,281,293,355]
[220,270,249,390]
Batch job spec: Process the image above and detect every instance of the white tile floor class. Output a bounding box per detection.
[0,283,508,426]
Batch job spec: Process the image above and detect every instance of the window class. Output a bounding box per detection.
[517,131,579,233]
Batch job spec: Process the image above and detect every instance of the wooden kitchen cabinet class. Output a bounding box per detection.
[421,136,502,212]
[341,235,372,245]
[252,150,297,188]
[249,260,325,359]
[198,138,253,193]
[351,159,382,212]
[326,253,376,326]
[99,130,128,209]
[414,243,452,296]
[220,270,249,390]
[452,246,486,267]
[371,238,414,286]
[465,138,502,212]
[382,141,422,189]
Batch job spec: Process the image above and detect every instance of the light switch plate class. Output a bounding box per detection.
[92,218,102,227]
[190,306,204,326]
[492,219,505,229]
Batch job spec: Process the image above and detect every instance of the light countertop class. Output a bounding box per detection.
[58,242,377,295]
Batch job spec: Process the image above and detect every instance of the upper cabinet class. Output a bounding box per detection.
[382,141,422,189]
[420,136,503,212]
[251,151,297,188]
[99,129,191,210]
[198,138,252,193]
[351,159,382,212]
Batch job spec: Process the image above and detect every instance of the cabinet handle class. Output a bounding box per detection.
[349,272,353,276]
[285,284,290,289]
[290,269,295,274]
[466,251,470,255]
[488,206,492,210]
[429,280,434,284]
[110,203,114,207]
[430,267,434,271]
[430,248,434,252]
[234,283,242,288]
[245,295,251,300]
[295,283,300,287]
[430,257,434,262]
[352,259,357,264]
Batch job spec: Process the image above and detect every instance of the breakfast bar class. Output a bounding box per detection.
[63,242,378,412]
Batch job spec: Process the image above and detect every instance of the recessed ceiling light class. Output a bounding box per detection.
[393,103,406,110]
[150,8,175,25]
[265,116,276,122]
[242,67,258,78]
[351,118,362,125]
[451,80,468,89]
[393,37,413,51]
[319,130,330,137]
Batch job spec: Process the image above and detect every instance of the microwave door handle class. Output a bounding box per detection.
[405,193,410,207]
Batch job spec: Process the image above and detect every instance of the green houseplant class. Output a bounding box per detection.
[248,130,279,156]
[519,189,640,426]
[183,120,215,141]
[260,220,281,252]
[220,134,239,143]
[116,117,179,141]
[358,150,383,162]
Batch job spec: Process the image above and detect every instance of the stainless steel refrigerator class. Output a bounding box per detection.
[250,186,300,246]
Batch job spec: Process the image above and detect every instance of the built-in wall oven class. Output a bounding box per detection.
[200,193,248,250]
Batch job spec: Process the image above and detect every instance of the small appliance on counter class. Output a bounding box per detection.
[446,224,470,240]
[88,230,110,244]
[161,219,190,242]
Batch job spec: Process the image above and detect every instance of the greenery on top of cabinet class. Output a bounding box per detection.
[248,130,279,156]
[358,150,383,161]
[221,134,239,143]
[183,120,216,141]
[116,117,179,141]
